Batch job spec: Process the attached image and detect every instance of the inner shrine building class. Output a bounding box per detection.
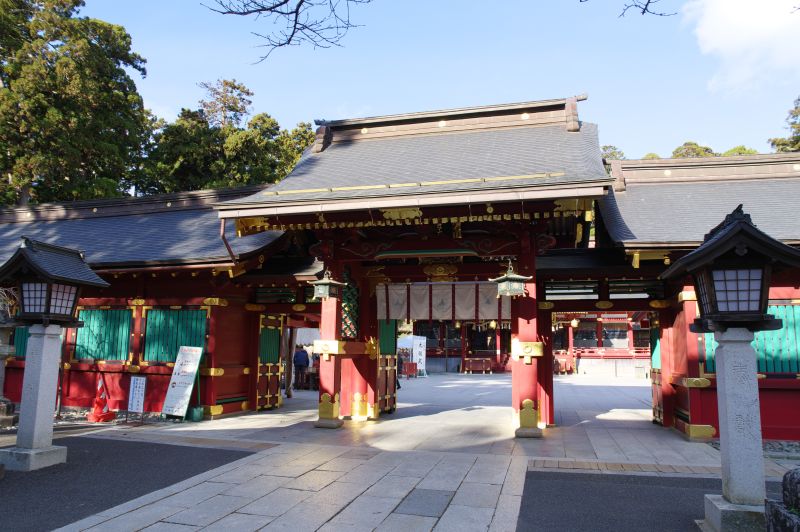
[1,95,799,440]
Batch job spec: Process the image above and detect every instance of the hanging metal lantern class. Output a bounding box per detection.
[308,270,346,300]
[489,260,532,298]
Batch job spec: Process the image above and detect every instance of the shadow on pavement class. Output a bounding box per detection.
[518,470,780,532]
[0,436,251,532]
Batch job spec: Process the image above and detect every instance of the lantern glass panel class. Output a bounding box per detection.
[711,269,762,313]
[313,285,328,300]
[695,270,715,316]
[50,283,77,315]
[22,282,47,314]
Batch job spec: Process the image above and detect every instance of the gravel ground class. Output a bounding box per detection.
[708,439,800,459]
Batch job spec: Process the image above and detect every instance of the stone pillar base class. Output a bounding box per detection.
[0,445,67,471]
[314,418,343,429]
[697,494,764,532]
[515,426,543,438]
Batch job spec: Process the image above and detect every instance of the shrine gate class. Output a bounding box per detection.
[217,95,612,435]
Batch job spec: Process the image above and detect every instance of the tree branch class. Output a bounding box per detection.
[205,0,371,61]
[579,0,676,17]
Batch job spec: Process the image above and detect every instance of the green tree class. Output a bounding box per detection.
[143,109,224,194]
[0,0,151,205]
[642,153,660,160]
[199,78,253,128]
[722,145,758,156]
[143,108,315,193]
[601,145,626,161]
[671,141,716,158]
[769,96,800,153]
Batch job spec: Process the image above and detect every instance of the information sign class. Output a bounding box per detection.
[161,346,203,417]
[128,375,147,413]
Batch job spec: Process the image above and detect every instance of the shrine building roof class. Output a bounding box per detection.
[0,187,282,268]
[599,153,800,248]
[215,96,611,218]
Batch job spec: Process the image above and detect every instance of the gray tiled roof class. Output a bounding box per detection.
[0,198,281,267]
[0,238,109,287]
[219,123,609,207]
[600,178,800,246]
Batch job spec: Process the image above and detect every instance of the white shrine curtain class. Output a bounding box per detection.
[377,283,516,321]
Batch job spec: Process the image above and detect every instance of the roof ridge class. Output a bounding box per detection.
[618,152,800,167]
[315,94,588,127]
[0,184,271,224]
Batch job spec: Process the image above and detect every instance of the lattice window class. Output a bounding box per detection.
[340,270,359,339]
[143,309,207,363]
[74,309,132,361]
[703,304,800,373]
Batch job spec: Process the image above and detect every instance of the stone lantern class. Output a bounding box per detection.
[662,205,800,531]
[0,238,109,471]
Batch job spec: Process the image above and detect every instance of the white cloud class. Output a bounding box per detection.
[682,0,800,92]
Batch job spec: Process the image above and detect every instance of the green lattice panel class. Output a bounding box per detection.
[340,271,359,339]
[143,309,207,363]
[259,328,281,364]
[703,304,800,374]
[74,309,132,361]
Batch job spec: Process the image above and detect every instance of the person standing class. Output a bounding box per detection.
[293,344,310,389]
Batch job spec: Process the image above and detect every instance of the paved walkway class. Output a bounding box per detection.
[50,374,796,531]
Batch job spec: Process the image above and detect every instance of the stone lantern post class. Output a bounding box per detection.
[0,238,109,471]
[662,205,800,531]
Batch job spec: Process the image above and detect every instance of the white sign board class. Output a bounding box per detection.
[128,375,147,414]
[398,335,427,376]
[161,346,203,417]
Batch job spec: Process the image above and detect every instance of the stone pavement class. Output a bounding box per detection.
[53,374,797,531]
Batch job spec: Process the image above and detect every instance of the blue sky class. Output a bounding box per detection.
[81,1,800,159]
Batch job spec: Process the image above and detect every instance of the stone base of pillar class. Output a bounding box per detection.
[0,445,67,471]
[514,426,543,438]
[696,494,764,532]
[314,418,344,429]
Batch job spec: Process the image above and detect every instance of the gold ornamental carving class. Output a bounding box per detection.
[423,263,458,282]
[381,207,422,221]
[595,301,614,310]
[319,393,340,419]
[519,399,538,428]
[649,300,670,309]
[538,301,555,310]
[365,337,379,360]
[511,340,544,365]
[313,339,345,360]
[202,297,229,307]
[130,298,145,306]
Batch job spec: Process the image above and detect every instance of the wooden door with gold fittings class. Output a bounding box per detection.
[256,315,283,410]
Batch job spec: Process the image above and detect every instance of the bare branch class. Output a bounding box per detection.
[205,0,371,61]
[578,0,676,17]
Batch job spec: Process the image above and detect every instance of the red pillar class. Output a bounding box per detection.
[314,263,344,429]
[511,232,542,437]
[537,309,554,426]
